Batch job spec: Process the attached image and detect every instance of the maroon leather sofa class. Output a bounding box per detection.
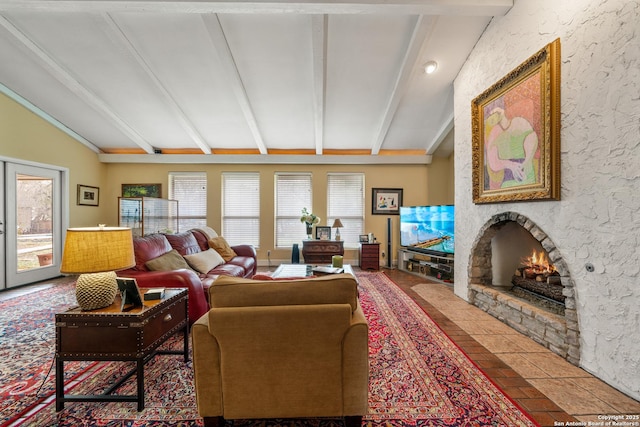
[117,229,257,324]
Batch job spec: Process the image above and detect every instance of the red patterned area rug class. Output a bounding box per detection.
[0,278,97,426]
[357,271,537,426]
[1,272,538,426]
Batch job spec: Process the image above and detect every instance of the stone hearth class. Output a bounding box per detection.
[467,212,580,365]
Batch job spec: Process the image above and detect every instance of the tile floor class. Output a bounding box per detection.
[383,268,640,427]
[3,271,639,427]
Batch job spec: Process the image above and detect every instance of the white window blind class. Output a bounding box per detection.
[275,173,312,247]
[327,173,364,248]
[222,172,260,247]
[168,172,207,232]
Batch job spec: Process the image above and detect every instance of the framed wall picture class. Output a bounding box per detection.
[315,226,331,240]
[471,38,561,204]
[77,185,99,206]
[122,183,162,198]
[372,188,403,215]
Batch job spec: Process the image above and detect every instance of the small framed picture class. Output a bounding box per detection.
[372,188,403,215]
[359,235,369,243]
[77,185,99,206]
[315,226,331,240]
[116,277,144,311]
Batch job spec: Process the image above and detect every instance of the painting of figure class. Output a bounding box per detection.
[471,38,561,204]
[483,72,541,190]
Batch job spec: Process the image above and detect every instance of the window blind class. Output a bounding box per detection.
[275,173,312,247]
[168,172,207,232]
[327,173,364,248]
[222,172,260,247]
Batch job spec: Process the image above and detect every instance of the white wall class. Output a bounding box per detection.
[453,0,639,399]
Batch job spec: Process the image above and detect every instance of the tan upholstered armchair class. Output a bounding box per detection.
[191,273,369,427]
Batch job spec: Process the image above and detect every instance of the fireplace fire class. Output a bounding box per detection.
[518,250,556,277]
[512,249,565,314]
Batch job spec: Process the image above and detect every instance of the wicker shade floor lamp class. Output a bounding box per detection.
[60,226,135,311]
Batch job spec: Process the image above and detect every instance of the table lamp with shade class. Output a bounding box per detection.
[332,218,344,241]
[60,226,135,311]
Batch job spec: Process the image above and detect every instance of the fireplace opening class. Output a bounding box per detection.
[512,249,564,315]
[468,212,580,365]
[491,221,565,315]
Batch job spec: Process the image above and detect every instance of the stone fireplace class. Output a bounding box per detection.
[467,212,580,365]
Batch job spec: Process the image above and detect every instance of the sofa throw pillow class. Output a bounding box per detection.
[145,249,193,272]
[184,248,225,274]
[208,236,237,262]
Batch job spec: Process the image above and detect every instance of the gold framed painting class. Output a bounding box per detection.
[471,38,561,204]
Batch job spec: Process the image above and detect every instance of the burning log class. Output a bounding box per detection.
[514,250,558,280]
[514,267,560,282]
[512,275,565,303]
[547,275,562,285]
[535,272,562,283]
[511,249,564,304]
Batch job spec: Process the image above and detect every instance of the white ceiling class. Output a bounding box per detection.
[0,0,512,164]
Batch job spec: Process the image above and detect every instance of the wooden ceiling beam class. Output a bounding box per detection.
[103,13,212,154]
[201,14,268,155]
[0,1,513,16]
[370,14,435,155]
[98,152,433,164]
[311,14,327,155]
[0,13,156,154]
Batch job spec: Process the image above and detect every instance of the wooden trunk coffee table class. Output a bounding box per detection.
[55,287,189,411]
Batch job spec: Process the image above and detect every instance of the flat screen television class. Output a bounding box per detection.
[400,205,454,255]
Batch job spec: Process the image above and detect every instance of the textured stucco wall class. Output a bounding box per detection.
[453,0,639,399]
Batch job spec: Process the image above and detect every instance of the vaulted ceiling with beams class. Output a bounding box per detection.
[0,1,512,164]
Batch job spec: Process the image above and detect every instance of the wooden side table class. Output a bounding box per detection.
[360,242,380,270]
[302,240,344,264]
[55,288,189,411]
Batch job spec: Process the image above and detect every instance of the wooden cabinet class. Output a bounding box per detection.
[55,288,189,411]
[302,240,344,264]
[360,243,380,270]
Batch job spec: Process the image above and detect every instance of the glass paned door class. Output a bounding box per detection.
[5,163,62,288]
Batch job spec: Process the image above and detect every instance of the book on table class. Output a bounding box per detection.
[312,266,343,274]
